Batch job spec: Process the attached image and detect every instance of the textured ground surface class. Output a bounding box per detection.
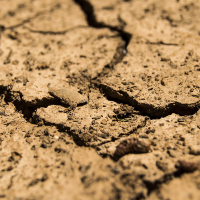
[1,0,200,199]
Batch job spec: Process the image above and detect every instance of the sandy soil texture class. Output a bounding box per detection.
[1,0,200,199]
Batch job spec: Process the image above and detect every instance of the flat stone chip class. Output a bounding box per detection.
[48,85,87,106]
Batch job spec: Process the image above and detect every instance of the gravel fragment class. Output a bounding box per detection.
[48,85,87,107]
[176,160,198,173]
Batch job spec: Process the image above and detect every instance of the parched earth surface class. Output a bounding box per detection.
[1,0,200,199]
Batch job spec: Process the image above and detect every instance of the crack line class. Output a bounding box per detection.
[100,84,199,118]
[73,0,132,77]
[0,4,61,31]
[146,40,179,46]
[24,25,88,35]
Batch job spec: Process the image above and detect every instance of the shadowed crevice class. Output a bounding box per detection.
[1,86,67,122]
[73,0,132,76]
[100,84,199,118]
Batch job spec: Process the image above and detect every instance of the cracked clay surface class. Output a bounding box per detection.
[1,0,200,199]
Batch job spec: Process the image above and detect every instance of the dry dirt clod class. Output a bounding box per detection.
[48,85,88,108]
[176,160,198,173]
[113,104,136,118]
[189,145,200,155]
[113,137,151,160]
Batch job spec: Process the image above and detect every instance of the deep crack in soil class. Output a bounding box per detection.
[74,0,132,76]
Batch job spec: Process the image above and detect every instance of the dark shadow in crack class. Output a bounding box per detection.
[100,84,199,119]
[143,168,189,197]
[73,0,132,78]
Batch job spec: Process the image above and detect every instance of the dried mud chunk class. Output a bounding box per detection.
[167,149,176,158]
[72,129,97,146]
[114,104,136,117]
[156,160,168,172]
[101,119,107,125]
[8,152,22,162]
[114,137,151,160]
[189,145,200,155]
[48,85,87,106]
[26,138,33,144]
[176,160,198,173]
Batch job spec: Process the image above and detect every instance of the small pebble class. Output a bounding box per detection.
[176,160,198,173]
[189,145,200,155]
[101,119,107,125]
[167,150,176,157]
[92,115,102,120]
[156,160,168,172]
[48,85,87,106]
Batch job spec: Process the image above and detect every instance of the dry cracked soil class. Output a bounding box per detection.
[1,0,200,199]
